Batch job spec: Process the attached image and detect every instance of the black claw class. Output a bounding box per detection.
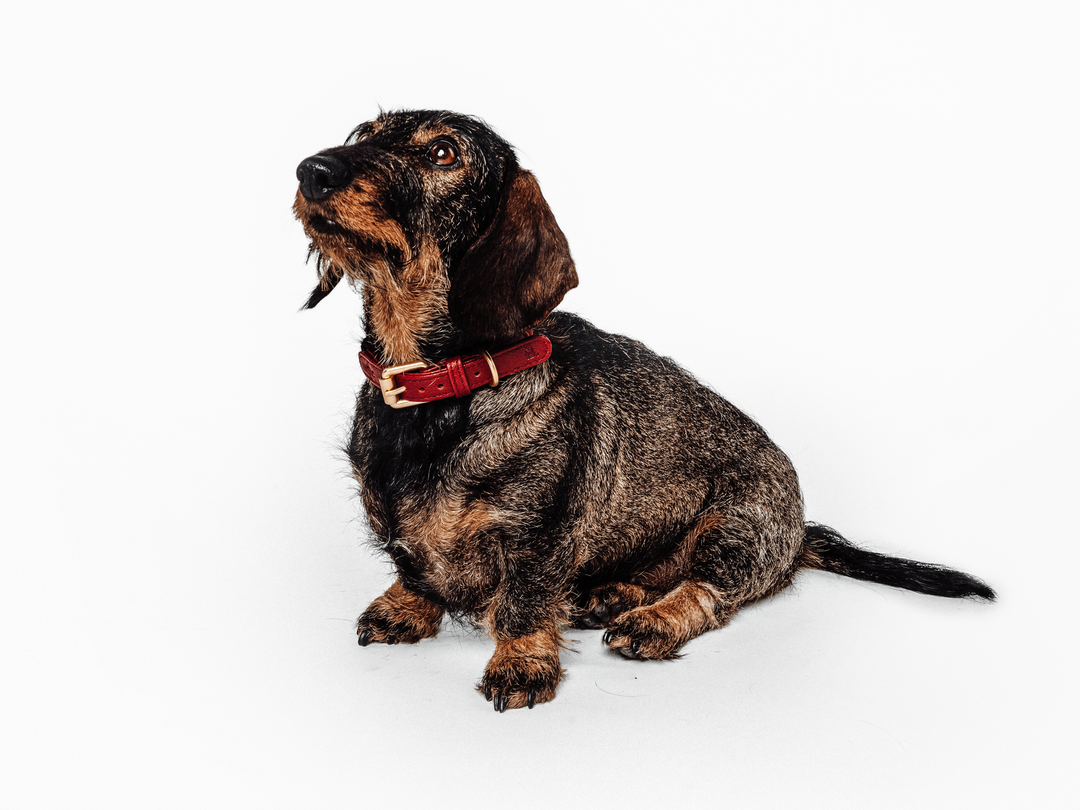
[527,689,537,709]
[484,683,493,701]
[358,629,373,647]
[386,635,396,645]
[494,693,509,713]
[603,630,614,645]
[630,638,640,655]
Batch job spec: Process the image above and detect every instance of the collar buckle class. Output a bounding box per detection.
[378,361,427,409]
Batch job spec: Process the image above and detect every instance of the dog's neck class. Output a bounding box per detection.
[360,277,453,367]
[356,236,545,366]
[356,245,474,366]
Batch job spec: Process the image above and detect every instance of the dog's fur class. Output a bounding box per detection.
[294,110,994,712]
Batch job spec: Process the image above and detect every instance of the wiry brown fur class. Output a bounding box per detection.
[295,110,994,712]
[357,578,445,645]
[479,628,566,712]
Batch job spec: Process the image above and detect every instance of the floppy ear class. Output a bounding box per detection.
[448,166,577,342]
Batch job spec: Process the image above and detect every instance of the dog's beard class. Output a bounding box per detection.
[302,250,345,309]
[302,232,408,309]
[301,227,454,367]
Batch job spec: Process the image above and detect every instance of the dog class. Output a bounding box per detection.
[294,110,994,712]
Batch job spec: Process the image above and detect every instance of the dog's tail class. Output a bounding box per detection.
[801,523,995,600]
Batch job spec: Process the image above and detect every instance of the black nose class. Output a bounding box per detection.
[296,154,351,201]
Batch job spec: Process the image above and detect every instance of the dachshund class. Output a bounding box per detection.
[293,110,994,712]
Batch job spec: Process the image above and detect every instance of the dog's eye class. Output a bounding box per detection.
[428,140,458,166]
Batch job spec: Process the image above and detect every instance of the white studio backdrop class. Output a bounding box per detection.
[1,2,1077,808]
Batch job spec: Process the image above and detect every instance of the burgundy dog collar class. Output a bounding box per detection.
[359,335,552,409]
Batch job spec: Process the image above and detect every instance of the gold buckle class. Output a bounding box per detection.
[378,362,427,409]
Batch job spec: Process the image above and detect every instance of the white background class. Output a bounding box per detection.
[2,1,1077,807]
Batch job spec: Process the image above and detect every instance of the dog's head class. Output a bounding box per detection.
[294,110,577,348]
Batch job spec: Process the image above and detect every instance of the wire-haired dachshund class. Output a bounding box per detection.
[294,110,994,712]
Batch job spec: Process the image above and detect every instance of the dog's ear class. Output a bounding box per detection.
[448,167,577,341]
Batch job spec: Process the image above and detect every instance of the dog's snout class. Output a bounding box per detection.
[296,154,351,201]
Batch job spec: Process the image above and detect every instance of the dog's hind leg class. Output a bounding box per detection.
[575,510,730,630]
[600,580,726,659]
[601,510,803,660]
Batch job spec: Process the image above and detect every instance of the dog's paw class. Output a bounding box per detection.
[478,633,565,712]
[572,582,656,629]
[600,607,688,660]
[600,582,725,660]
[356,581,444,647]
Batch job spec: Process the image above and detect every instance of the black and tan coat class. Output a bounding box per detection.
[294,110,994,712]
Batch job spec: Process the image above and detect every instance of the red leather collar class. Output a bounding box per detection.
[358,335,552,409]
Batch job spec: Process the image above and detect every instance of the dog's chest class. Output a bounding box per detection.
[388,484,503,607]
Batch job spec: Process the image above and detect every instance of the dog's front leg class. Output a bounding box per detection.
[356,577,444,646]
[477,549,568,711]
[479,625,565,712]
